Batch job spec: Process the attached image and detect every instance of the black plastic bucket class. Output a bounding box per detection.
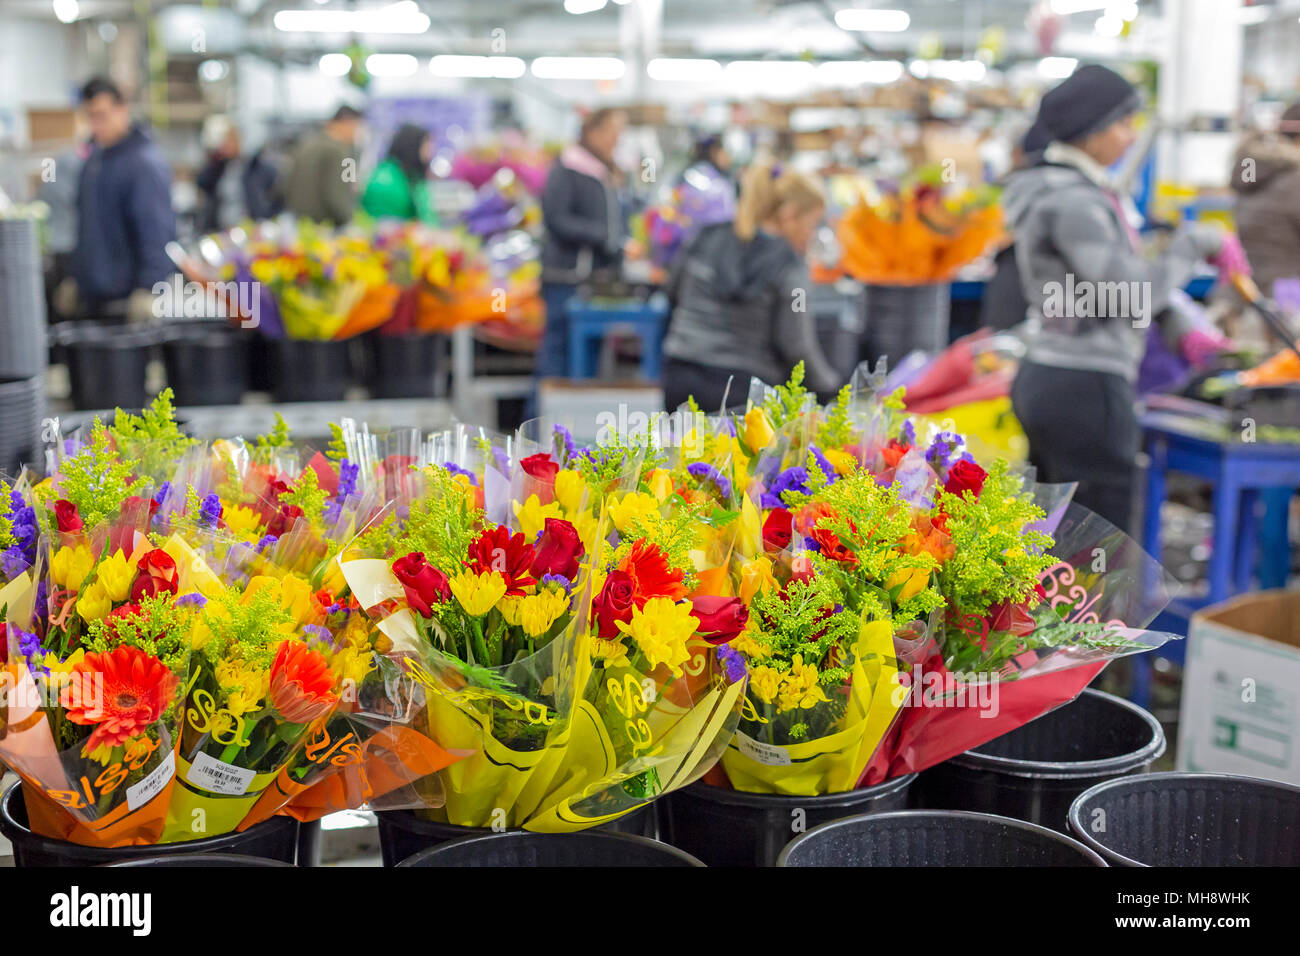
[376,803,656,867]
[368,331,442,398]
[915,688,1165,831]
[659,774,916,867]
[0,784,300,867]
[396,830,703,867]
[161,322,247,406]
[265,337,351,403]
[103,854,293,867]
[56,322,157,411]
[1068,771,1300,866]
[778,810,1107,867]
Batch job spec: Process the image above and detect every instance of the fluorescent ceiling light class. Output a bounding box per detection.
[365,53,419,76]
[564,0,607,13]
[647,58,722,82]
[910,59,985,82]
[1094,13,1124,36]
[1037,56,1078,79]
[834,8,910,32]
[319,53,352,75]
[530,56,625,80]
[274,1,430,34]
[724,60,816,81]
[430,55,526,78]
[817,60,904,84]
[52,0,79,23]
[1050,0,1109,13]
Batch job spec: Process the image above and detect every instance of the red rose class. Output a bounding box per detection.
[530,518,584,581]
[943,459,988,499]
[810,527,858,566]
[592,569,636,638]
[689,595,748,645]
[984,597,1037,637]
[267,503,305,538]
[109,603,143,620]
[54,500,83,534]
[762,508,794,552]
[466,525,536,595]
[392,551,451,618]
[131,549,179,601]
[519,453,559,483]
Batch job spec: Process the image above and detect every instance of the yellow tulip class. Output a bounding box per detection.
[885,565,931,603]
[743,408,775,451]
[554,469,586,515]
[95,551,135,603]
[223,505,262,537]
[50,544,95,593]
[823,448,857,476]
[645,469,674,503]
[76,581,112,622]
[739,557,777,604]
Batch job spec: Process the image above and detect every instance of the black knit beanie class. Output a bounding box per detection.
[1037,64,1140,145]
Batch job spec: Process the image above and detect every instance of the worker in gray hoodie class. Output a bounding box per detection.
[662,158,841,412]
[1005,64,1233,531]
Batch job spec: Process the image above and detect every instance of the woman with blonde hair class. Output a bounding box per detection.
[662,157,841,411]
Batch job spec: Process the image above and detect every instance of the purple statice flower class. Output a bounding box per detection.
[552,424,578,462]
[925,431,964,475]
[302,624,333,646]
[18,629,47,675]
[152,481,172,508]
[899,420,916,447]
[808,445,837,485]
[686,462,732,501]
[337,460,360,498]
[199,493,222,528]
[760,466,809,509]
[255,534,279,554]
[803,535,821,553]
[1,545,30,580]
[7,489,37,562]
[34,580,48,625]
[716,643,747,683]
[441,462,478,486]
[540,573,572,592]
[175,592,207,608]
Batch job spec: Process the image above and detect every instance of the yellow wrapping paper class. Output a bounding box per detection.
[721,617,905,795]
[160,753,280,843]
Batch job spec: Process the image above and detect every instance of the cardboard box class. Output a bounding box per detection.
[27,108,77,144]
[1176,589,1300,785]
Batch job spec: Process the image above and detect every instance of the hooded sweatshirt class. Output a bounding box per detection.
[74,124,176,303]
[1230,133,1300,296]
[1002,141,1221,381]
[662,222,841,395]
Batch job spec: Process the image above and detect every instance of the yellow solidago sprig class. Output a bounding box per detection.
[86,594,194,678]
[53,420,146,530]
[395,467,484,569]
[108,388,197,480]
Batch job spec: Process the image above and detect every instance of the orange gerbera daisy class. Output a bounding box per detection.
[62,646,178,753]
[269,640,338,724]
[618,540,687,604]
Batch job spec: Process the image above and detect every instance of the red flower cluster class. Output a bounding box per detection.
[590,540,687,638]
[519,453,559,483]
[943,459,988,499]
[530,518,584,581]
[466,526,536,595]
[267,504,305,538]
[393,552,451,617]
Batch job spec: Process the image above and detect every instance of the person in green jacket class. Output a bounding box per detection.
[361,123,438,223]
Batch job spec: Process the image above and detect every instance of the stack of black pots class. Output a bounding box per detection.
[0,217,46,473]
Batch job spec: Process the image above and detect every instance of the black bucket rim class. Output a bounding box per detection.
[394,829,705,867]
[944,688,1166,780]
[680,772,917,810]
[101,853,294,867]
[377,802,650,839]
[0,782,296,863]
[776,808,1108,867]
[1067,771,1300,868]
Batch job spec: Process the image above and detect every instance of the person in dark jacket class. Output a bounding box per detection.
[195,114,244,234]
[661,157,840,412]
[979,121,1051,331]
[283,105,363,225]
[1006,65,1232,531]
[70,76,176,319]
[531,108,628,405]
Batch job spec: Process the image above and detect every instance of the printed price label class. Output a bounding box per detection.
[735,732,792,766]
[186,752,256,796]
[125,750,175,811]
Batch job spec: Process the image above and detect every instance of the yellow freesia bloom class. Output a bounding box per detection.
[518,589,569,638]
[554,469,586,515]
[95,551,135,603]
[607,491,660,534]
[450,570,507,617]
[42,648,86,691]
[50,544,95,592]
[739,556,777,604]
[823,448,857,476]
[76,581,112,622]
[748,665,783,704]
[615,597,699,677]
[743,408,775,451]
[216,659,269,716]
[512,493,562,540]
[777,654,829,712]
